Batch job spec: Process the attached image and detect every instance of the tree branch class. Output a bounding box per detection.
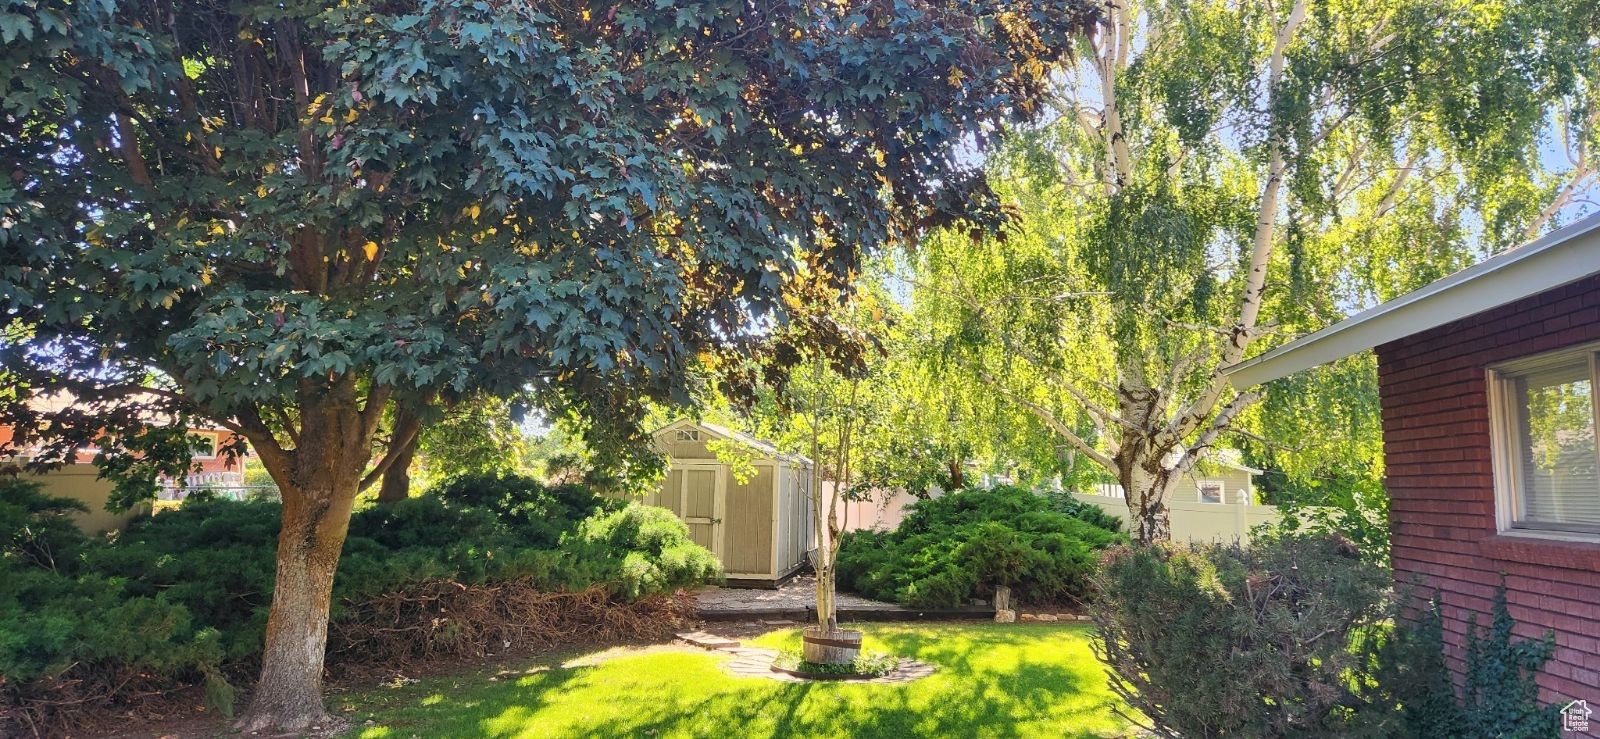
[359,384,395,444]
[358,415,423,491]
[978,371,1115,470]
[263,404,302,448]
[1177,389,1261,474]
[1176,0,1308,439]
[113,113,154,188]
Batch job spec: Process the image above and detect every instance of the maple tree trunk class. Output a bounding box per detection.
[237,475,358,733]
[377,406,421,504]
[238,389,369,734]
[376,440,416,504]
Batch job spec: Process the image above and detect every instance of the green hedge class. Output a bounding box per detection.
[835,485,1123,608]
[0,474,719,709]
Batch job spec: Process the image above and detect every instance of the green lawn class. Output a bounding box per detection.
[340,623,1131,738]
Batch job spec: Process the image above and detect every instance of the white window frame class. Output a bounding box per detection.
[1196,479,1226,504]
[191,433,218,460]
[1487,341,1600,538]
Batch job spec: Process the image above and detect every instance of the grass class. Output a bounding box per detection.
[339,623,1131,738]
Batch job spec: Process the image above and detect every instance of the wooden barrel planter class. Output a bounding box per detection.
[801,626,862,665]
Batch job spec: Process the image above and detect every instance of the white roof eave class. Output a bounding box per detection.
[652,418,811,465]
[1224,214,1600,389]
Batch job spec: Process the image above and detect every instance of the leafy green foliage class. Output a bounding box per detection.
[1383,589,1559,739]
[0,479,231,717]
[571,505,723,602]
[402,393,546,492]
[429,472,616,548]
[701,272,989,497]
[84,499,284,661]
[0,476,87,573]
[1038,489,1124,534]
[1090,535,1398,736]
[1254,465,1390,564]
[836,485,1122,608]
[0,477,717,719]
[1461,590,1559,737]
[0,0,1099,501]
[1093,539,1566,738]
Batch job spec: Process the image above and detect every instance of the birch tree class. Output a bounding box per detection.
[907,0,1598,543]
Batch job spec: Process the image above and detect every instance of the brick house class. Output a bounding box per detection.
[1,393,252,530]
[1226,215,1600,712]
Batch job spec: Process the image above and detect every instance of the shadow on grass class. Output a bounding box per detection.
[350,624,1126,739]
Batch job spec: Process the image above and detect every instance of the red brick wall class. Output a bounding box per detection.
[190,430,244,474]
[1377,273,1600,716]
[0,426,241,473]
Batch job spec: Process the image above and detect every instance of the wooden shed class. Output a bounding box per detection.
[645,419,815,587]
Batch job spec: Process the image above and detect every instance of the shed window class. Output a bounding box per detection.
[1197,481,1225,504]
[1490,349,1600,535]
[675,429,700,442]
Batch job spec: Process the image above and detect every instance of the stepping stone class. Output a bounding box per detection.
[676,631,741,650]
[723,647,775,658]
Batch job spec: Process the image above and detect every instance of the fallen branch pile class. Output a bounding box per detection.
[2,582,694,736]
[328,579,696,668]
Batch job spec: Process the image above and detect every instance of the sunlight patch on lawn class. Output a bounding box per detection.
[346,623,1128,739]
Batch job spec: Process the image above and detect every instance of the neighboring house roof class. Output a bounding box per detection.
[652,418,812,465]
[1225,213,1600,388]
[1165,446,1262,475]
[2,391,246,464]
[9,389,240,435]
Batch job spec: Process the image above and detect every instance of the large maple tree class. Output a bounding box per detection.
[0,0,1094,729]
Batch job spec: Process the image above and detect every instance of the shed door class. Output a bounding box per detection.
[723,465,774,577]
[680,467,723,557]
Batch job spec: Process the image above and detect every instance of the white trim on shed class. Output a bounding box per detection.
[1224,214,1600,388]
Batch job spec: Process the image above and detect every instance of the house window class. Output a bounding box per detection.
[675,429,700,442]
[1197,481,1225,504]
[1490,348,1600,535]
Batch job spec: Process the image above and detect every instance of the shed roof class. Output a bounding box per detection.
[652,418,812,465]
[1224,214,1600,388]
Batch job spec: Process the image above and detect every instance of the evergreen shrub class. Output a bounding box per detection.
[835,485,1123,608]
[0,474,718,729]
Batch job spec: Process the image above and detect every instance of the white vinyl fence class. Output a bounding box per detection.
[1073,489,1283,545]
